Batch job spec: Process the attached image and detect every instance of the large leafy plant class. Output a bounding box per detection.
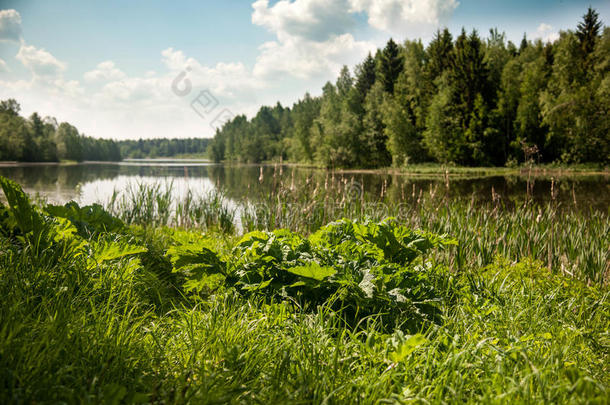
[170,217,456,327]
[0,176,145,269]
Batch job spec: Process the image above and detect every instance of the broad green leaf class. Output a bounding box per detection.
[92,239,147,263]
[285,262,336,281]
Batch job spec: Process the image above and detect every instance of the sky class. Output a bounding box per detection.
[0,0,608,140]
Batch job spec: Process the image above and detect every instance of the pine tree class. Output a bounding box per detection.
[425,28,453,82]
[378,39,404,93]
[519,34,529,54]
[577,7,603,56]
[354,53,376,100]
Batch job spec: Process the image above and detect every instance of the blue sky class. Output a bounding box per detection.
[0,0,608,140]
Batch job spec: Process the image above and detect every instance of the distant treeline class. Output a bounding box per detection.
[209,8,609,167]
[0,99,212,162]
[0,99,121,162]
[117,138,211,159]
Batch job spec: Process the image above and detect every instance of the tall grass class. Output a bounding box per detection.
[106,181,236,233]
[105,178,609,284]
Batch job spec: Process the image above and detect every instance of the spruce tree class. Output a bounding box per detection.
[378,39,404,93]
[425,28,453,82]
[577,7,603,56]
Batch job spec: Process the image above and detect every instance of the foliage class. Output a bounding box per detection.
[168,217,456,328]
[0,176,145,267]
[209,9,609,167]
[117,137,211,159]
[0,100,121,162]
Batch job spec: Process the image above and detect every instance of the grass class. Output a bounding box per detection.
[266,161,609,178]
[0,176,609,403]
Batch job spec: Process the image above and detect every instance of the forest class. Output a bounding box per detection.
[0,99,121,162]
[208,8,609,167]
[0,98,212,162]
[117,138,210,159]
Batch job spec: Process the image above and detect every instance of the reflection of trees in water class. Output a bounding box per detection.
[0,164,120,189]
[205,165,609,210]
[0,163,608,210]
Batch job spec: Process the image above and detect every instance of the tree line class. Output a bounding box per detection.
[209,8,609,167]
[0,99,121,162]
[0,99,213,162]
[118,138,210,159]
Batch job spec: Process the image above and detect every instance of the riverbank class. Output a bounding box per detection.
[219,160,610,178]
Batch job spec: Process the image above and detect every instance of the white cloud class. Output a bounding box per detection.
[3,44,83,104]
[349,0,458,40]
[0,58,9,72]
[0,9,22,42]
[84,61,127,82]
[16,44,66,78]
[252,0,354,42]
[531,23,559,43]
[251,0,375,79]
[254,34,374,79]
[350,0,459,28]
[160,47,264,98]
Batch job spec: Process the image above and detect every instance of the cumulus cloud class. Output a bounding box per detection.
[0,9,22,42]
[84,61,127,82]
[531,23,559,43]
[160,47,264,98]
[254,34,374,79]
[16,44,66,78]
[252,0,354,42]
[349,0,459,30]
[251,0,375,79]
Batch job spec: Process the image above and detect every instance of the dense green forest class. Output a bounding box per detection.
[209,8,609,167]
[0,99,122,162]
[117,138,210,159]
[0,99,212,162]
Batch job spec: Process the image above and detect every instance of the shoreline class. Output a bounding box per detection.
[1,159,608,178]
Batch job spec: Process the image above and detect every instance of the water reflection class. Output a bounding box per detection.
[0,161,608,211]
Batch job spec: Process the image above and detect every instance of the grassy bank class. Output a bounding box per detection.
[257,161,610,178]
[0,176,608,403]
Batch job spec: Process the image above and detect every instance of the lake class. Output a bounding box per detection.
[0,160,608,212]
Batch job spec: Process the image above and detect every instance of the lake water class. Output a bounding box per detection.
[0,160,608,212]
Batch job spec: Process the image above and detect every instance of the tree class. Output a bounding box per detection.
[447,29,494,164]
[336,65,353,98]
[0,102,26,161]
[288,93,320,162]
[423,75,465,163]
[383,40,428,166]
[577,7,603,58]
[354,53,377,104]
[519,34,529,54]
[425,28,453,84]
[360,82,391,167]
[55,123,83,162]
[0,99,21,116]
[204,9,608,167]
[378,39,404,93]
[515,45,550,160]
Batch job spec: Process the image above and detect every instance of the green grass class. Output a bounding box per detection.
[0,176,608,403]
[268,162,609,178]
